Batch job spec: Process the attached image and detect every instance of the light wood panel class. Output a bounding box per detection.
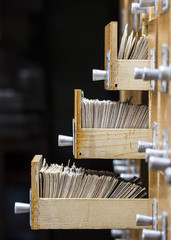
[148,18,158,200]
[31,155,152,230]
[149,91,158,199]
[75,128,148,159]
[31,155,43,230]
[117,60,149,90]
[120,90,142,104]
[74,89,148,159]
[129,230,142,240]
[157,11,169,148]
[152,8,171,238]
[104,21,117,90]
[142,13,148,35]
[37,198,151,230]
[148,7,155,21]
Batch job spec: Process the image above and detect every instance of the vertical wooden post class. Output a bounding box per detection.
[31,155,43,229]
[104,22,118,90]
[74,89,82,158]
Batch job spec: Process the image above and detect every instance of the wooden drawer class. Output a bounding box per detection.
[103,22,150,91]
[31,155,152,230]
[74,89,149,159]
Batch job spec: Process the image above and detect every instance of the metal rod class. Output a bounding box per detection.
[58,135,73,147]
[132,3,148,14]
[14,202,30,214]
[92,69,107,81]
[145,149,165,162]
[140,0,155,7]
[138,141,154,152]
[149,156,171,171]
[142,229,162,240]
[136,214,153,226]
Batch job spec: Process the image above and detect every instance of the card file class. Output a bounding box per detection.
[81,97,148,129]
[39,159,147,199]
[118,24,148,60]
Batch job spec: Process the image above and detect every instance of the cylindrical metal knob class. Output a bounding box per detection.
[134,68,144,79]
[138,141,154,152]
[145,149,165,162]
[131,3,147,14]
[164,167,171,184]
[58,135,73,147]
[111,229,124,238]
[158,65,171,81]
[114,165,129,174]
[140,0,155,7]
[143,68,160,80]
[113,159,129,166]
[149,156,171,171]
[120,173,139,180]
[142,229,162,240]
[134,67,144,79]
[14,202,30,214]
[136,214,153,226]
[114,239,125,240]
[92,69,107,81]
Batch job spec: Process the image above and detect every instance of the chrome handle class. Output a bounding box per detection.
[143,68,160,80]
[158,65,171,81]
[114,165,129,174]
[120,173,139,180]
[134,67,160,81]
[140,0,155,7]
[141,66,171,81]
[136,214,153,226]
[131,3,148,14]
[111,229,124,238]
[58,135,73,147]
[113,159,129,166]
[138,141,154,152]
[164,167,171,184]
[145,149,165,162]
[134,67,144,79]
[14,202,30,214]
[142,229,162,240]
[149,156,171,171]
[92,69,107,81]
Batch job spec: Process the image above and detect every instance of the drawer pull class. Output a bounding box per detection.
[14,202,30,214]
[145,149,166,162]
[134,67,145,79]
[138,141,154,152]
[140,0,155,7]
[58,135,73,147]
[164,167,171,184]
[149,156,171,171]
[131,3,148,14]
[142,229,161,240]
[92,69,108,81]
[136,214,153,226]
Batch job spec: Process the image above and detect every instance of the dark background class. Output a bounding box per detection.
[0,0,120,240]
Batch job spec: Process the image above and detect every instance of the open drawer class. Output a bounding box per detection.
[31,155,152,230]
[74,89,149,159]
[93,21,150,91]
